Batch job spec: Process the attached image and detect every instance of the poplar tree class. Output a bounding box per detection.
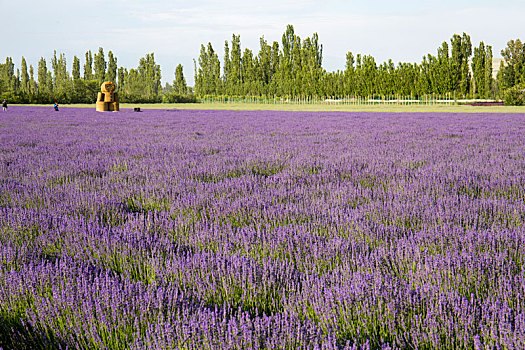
[20,57,29,93]
[499,39,525,89]
[124,68,141,98]
[361,55,377,96]
[270,41,280,94]
[282,25,295,68]
[51,51,70,100]
[230,34,242,94]
[107,51,117,83]
[93,47,106,85]
[117,67,127,91]
[208,44,221,95]
[472,42,486,97]
[241,48,256,94]
[195,43,220,96]
[174,64,187,94]
[138,53,161,99]
[70,55,82,102]
[37,57,52,100]
[450,33,472,96]
[83,50,93,80]
[257,37,272,86]
[484,45,493,97]
[0,57,15,93]
[344,51,356,95]
[223,40,231,92]
[29,65,37,96]
[15,69,20,93]
[436,42,452,93]
[194,57,201,96]
[72,56,81,80]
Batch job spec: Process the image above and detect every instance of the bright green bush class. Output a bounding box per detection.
[161,92,197,103]
[503,86,525,106]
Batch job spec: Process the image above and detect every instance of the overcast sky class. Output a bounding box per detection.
[4,0,524,85]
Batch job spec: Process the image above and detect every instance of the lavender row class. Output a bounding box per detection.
[1,106,525,348]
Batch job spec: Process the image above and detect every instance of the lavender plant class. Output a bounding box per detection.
[1,106,525,349]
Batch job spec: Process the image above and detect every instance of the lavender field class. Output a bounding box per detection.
[1,106,525,349]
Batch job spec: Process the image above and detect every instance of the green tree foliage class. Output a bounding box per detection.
[195,43,221,96]
[107,51,117,84]
[29,65,37,97]
[37,57,52,102]
[221,34,242,95]
[117,67,127,91]
[162,63,193,103]
[257,37,272,87]
[223,40,231,90]
[503,85,525,105]
[20,57,29,94]
[230,34,242,94]
[498,39,525,90]
[72,56,81,81]
[190,27,502,100]
[471,42,494,98]
[1,30,524,104]
[118,53,162,102]
[121,68,140,99]
[83,50,93,81]
[51,50,71,102]
[173,63,187,94]
[139,53,162,98]
[450,33,472,96]
[93,47,106,86]
[0,57,16,96]
[71,55,83,103]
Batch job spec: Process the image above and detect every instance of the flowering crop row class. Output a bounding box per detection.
[1,107,525,349]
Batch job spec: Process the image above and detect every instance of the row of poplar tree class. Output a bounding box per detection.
[1,25,524,103]
[195,25,524,100]
[0,48,191,104]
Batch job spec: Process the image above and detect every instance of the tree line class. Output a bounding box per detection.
[0,48,193,104]
[1,25,524,104]
[195,25,524,101]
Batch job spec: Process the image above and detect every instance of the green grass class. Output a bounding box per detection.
[14,103,525,113]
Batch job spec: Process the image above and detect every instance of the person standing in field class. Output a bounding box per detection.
[2,99,7,111]
[54,102,59,111]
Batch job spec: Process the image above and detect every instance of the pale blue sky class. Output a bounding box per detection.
[4,0,525,85]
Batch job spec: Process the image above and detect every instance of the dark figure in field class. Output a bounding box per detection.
[54,102,59,111]
[2,99,7,111]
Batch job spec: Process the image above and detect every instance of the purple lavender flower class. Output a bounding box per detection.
[1,106,525,348]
